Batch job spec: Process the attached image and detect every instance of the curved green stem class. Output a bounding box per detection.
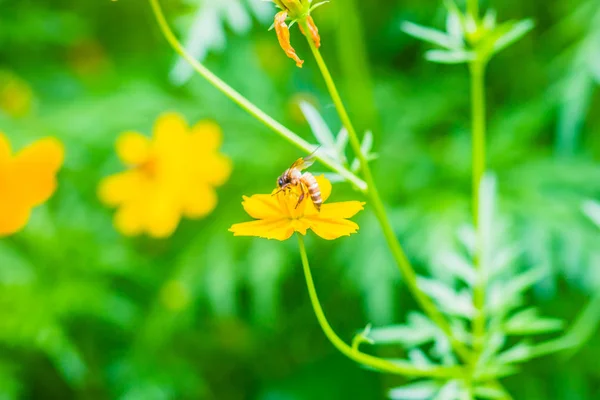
[148,0,366,191]
[299,20,472,363]
[297,235,464,379]
[470,60,487,358]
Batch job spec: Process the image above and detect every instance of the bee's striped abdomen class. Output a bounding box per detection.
[301,172,322,211]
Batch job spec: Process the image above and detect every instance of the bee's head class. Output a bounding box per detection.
[277,175,285,188]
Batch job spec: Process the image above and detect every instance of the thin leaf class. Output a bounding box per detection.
[299,101,337,151]
[439,251,476,285]
[446,6,464,42]
[425,49,475,64]
[482,9,497,31]
[401,21,460,49]
[474,385,508,399]
[389,380,441,400]
[492,19,535,54]
[369,323,436,347]
[408,348,434,367]
[583,200,600,227]
[335,128,349,162]
[504,308,565,335]
[496,341,532,365]
[434,380,462,400]
[417,277,476,318]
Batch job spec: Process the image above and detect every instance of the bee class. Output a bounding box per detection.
[275,153,322,212]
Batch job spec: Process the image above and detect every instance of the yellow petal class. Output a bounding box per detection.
[114,202,145,237]
[319,201,365,219]
[182,184,218,219]
[290,218,311,235]
[190,120,222,153]
[192,154,232,187]
[98,171,143,207]
[315,175,332,202]
[307,218,360,240]
[0,202,30,237]
[12,137,64,206]
[229,219,295,241]
[153,112,188,148]
[144,192,181,238]
[116,131,151,165]
[242,193,286,219]
[0,132,11,161]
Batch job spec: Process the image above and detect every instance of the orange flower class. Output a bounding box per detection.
[0,133,64,236]
[229,175,364,240]
[98,113,231,238]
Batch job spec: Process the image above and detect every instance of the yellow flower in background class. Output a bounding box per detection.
[229,175,364,241]
[0,133,64,237]
[98,113,231,238]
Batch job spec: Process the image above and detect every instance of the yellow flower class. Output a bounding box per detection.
[229,175,365,241]
[0,132,64,237]
[98,113,231,238]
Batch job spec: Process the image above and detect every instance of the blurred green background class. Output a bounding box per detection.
[1,0,599,398]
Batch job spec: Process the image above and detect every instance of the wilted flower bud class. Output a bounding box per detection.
[267,0,326,68]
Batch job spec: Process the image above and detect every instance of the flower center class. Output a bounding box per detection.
[138,157,158,178]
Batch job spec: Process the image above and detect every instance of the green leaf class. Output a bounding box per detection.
[504,308,565,335]
[335,128,348,163]
[473,384,508,399]
[433,380,462,400]
[351,130,378,172]
[401,21,461,49]
[425,49,475,64]
[299,101,337,152]
[438,250,476,285]
[407,348,434,366]
[445,7,463,42]
[369,312,437,347]
[417,277,476,318]
[482,9,497,31]
[583,200,600,227]
[389,380,441,400]
[492,19,535,54]
[496,341,532,364]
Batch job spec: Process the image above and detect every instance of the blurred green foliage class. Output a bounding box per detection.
[0,0,599,399]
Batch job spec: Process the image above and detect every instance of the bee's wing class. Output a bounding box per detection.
[291,147,319,170]
[289,157,312,171]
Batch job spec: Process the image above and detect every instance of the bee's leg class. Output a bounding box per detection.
[272,184,289,196]
[295,184,306,209]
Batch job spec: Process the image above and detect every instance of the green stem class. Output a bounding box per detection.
[467,0,479,20]
[297,235,464,379]
[332,0,378,130]
[300,21,472,363]
[148,0,366,191]
[470,60,487,358]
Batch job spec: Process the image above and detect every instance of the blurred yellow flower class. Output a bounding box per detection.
[98,113,231,238]
[0,133,64,237]
[229,175,364,241]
